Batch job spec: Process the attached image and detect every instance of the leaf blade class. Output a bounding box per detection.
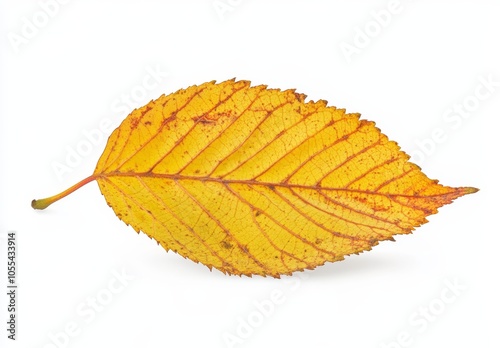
[93,79,477,277]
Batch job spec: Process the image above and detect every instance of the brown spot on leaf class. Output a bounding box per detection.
[221,240,232,249]
[192,111,235,125]
[162,115,177,126]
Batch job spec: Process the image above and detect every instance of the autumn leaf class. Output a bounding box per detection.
[32,79,477,277]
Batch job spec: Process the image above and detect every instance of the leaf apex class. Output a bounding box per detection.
[461,187,479,195]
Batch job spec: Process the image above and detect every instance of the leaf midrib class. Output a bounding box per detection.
[95,171,451,199]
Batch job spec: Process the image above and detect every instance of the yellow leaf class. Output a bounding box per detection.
[32,79,477,277]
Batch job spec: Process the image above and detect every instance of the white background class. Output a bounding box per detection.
[1,1,498,348]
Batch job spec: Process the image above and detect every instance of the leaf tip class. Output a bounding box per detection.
[462,187,479,195]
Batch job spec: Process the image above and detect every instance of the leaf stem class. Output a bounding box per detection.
[31,175,97,210]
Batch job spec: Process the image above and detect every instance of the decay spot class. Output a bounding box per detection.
[162,115,177,126]
[194,117,216,125]
[221,240,232,249]
[130,117,140,129]
[192,111,235,125]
